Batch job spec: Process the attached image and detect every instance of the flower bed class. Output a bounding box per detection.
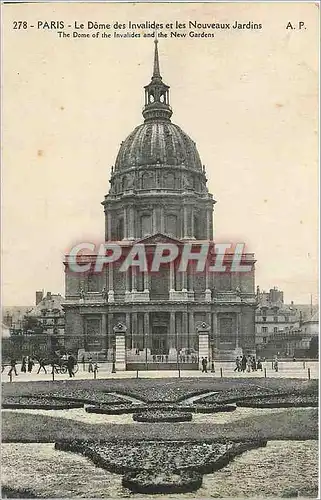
[122,470,202,494]
[85,402,236,415]
[55,439,267,493]
[1,486,38,498]
[236,394,319,409]
[194,386,281,405]
[133,411,193,423]
[55,439,267,473]
[2,396,83,410]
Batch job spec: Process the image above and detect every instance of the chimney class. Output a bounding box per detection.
[36,290,44,305]
[46,291,52,300]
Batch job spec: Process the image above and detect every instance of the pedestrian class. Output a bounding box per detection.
[21,356,27,373]
[67,353,76,378]
[8,358,18,377]
[88,357,93,373]
[27,357,34,373]
[246,357,251,373]
[251,357,257,371]
[274,357,279,372]
[201,357,208,373]
[234,357,241,372]
[93,362,99,373]
[257,357,263,371]
[37,358,47,374]
[241,355,247,372]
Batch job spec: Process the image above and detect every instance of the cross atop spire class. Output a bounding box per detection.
[152,37,161,79]
[142,40,172,122]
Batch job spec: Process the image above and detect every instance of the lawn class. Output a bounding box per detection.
[2,377,318,403]
[2,407,318,443]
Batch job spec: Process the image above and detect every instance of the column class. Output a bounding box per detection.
[182,270,187,292]
[107,212,112,240]
[126,312,131,349]
[108,263,114,302]
[125,269,130,292]
[144,312,149,355]
[191,208,194,238]
[123,207,128,239]
[206,209,211,240]
[160,206,165,233]
[152,208,157,233]
[170,312,176,336]
[205,262,211,301]
[108,313,114,350]
[132,266,137,291]
[183,206,188,238]
[143,271,148,291]
[188,312,194,349]
[102,313,107,350]
[212,312,218,351]
[236,312,240,349]
[128,206,135,239]
[132,312,138,349]
[182,311,188,347]
[169,261,175,291]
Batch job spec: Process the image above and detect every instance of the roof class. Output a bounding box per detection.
[28,293,64,317]
[114,121,203,173]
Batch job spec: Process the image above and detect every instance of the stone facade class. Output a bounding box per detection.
[63,41,257,367]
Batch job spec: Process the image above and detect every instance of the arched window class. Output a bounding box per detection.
[165,214,177,237]
[164,172,175,189]
[142,172,154,190]
[141,215,151,237]
[116,218,124,240]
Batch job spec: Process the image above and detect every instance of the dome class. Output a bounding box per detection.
[114,121,202,172]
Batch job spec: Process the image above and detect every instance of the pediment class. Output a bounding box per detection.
[136,232,182,245]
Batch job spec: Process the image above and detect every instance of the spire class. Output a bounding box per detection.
[152,39,161,79]
[142,40,172,122]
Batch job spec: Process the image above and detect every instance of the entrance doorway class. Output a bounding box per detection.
[151,313,169,357]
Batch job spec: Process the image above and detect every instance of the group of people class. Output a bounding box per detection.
[3,352,78,378]
[2,356,36,376]
[234,355,264,373]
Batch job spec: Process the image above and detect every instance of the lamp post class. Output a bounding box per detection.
[211,340,215,373]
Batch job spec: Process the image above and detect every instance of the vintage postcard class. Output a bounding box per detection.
[1,1,319,499]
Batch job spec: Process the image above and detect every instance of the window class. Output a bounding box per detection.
[116,218,124,240]
[263,337,267,343]
[274,316,278,322]
[262,326,268,333]
[274,327,278,333]
[262,317,267,322]
[141,215,152,237]
[165,214,177,237]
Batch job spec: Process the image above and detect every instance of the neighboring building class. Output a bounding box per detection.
[255,287,297,348]
[26,291,65,336]
[301,310,319,337]
[2,306,32,333]
[63,41,257,367]
[255,286,319,358]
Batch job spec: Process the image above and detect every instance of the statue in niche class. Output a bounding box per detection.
[182,173,191,189]
[126,171,135,189]
[79,289,85,300]
[102,287,108,301]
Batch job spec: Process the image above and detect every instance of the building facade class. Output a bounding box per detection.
[63,41,257,367]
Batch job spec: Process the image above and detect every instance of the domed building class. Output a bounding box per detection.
[63,41,257,369]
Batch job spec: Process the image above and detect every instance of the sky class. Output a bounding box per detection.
[2,2,319,306]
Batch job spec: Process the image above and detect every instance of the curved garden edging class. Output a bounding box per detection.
[85,403,236,415]
[122,470,202,494]
[133,411,193,423]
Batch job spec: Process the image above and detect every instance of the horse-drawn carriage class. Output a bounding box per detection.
[51,355,79,374]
